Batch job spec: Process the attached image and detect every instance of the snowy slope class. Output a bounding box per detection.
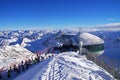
[14,52,114,80]
[0,44,36,69]
[0,30,56,71]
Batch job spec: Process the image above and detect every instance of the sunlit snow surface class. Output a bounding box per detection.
[0,29,119,80]
[0,44,36,69]
[14,52,114,80]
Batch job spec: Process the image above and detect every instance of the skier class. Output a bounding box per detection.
[37,54,40,60]
[33,59,37,64]
[13,65,19,74]
[18,64,21,73]
[7,70,11,78]
[25,60,29,69]
[21,61,25,71]
[41,56,44,60]
[28,59,32,67]
[0,73,2,80]
[35,57,39,62]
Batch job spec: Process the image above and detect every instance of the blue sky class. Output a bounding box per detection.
[0,0,120,30]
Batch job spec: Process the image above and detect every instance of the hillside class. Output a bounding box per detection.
[14,52,114,80]
[0,44,36,70]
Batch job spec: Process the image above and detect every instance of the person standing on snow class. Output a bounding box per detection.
[21,61,25,71]
[0,73,2,80]
[7,69,11,78]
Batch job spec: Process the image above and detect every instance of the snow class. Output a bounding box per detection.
[79,32,104,45]
[0,45,36,70]
[20,38,32,47]
[14,52,114,80]
[91,31,120,67]
[14,57,52,80]
[0,29,119,79]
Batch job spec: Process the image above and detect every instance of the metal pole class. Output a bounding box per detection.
[79,41,83,55]
[79,27,82,55]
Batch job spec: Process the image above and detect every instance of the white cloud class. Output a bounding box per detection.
[97,22,120,27]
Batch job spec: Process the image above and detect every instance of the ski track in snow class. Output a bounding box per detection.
[31,52,114,80]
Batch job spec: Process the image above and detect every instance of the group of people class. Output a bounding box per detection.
[0,53,54,80]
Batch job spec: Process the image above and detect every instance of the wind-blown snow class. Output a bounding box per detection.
[14,52,114,80]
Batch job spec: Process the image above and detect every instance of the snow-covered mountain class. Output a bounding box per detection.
[90,31,120,68]
[0,27,120,79]
[0,44,36,70]
[14,52,114,80]
[0,30,57,70]
[0,29,120,66]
